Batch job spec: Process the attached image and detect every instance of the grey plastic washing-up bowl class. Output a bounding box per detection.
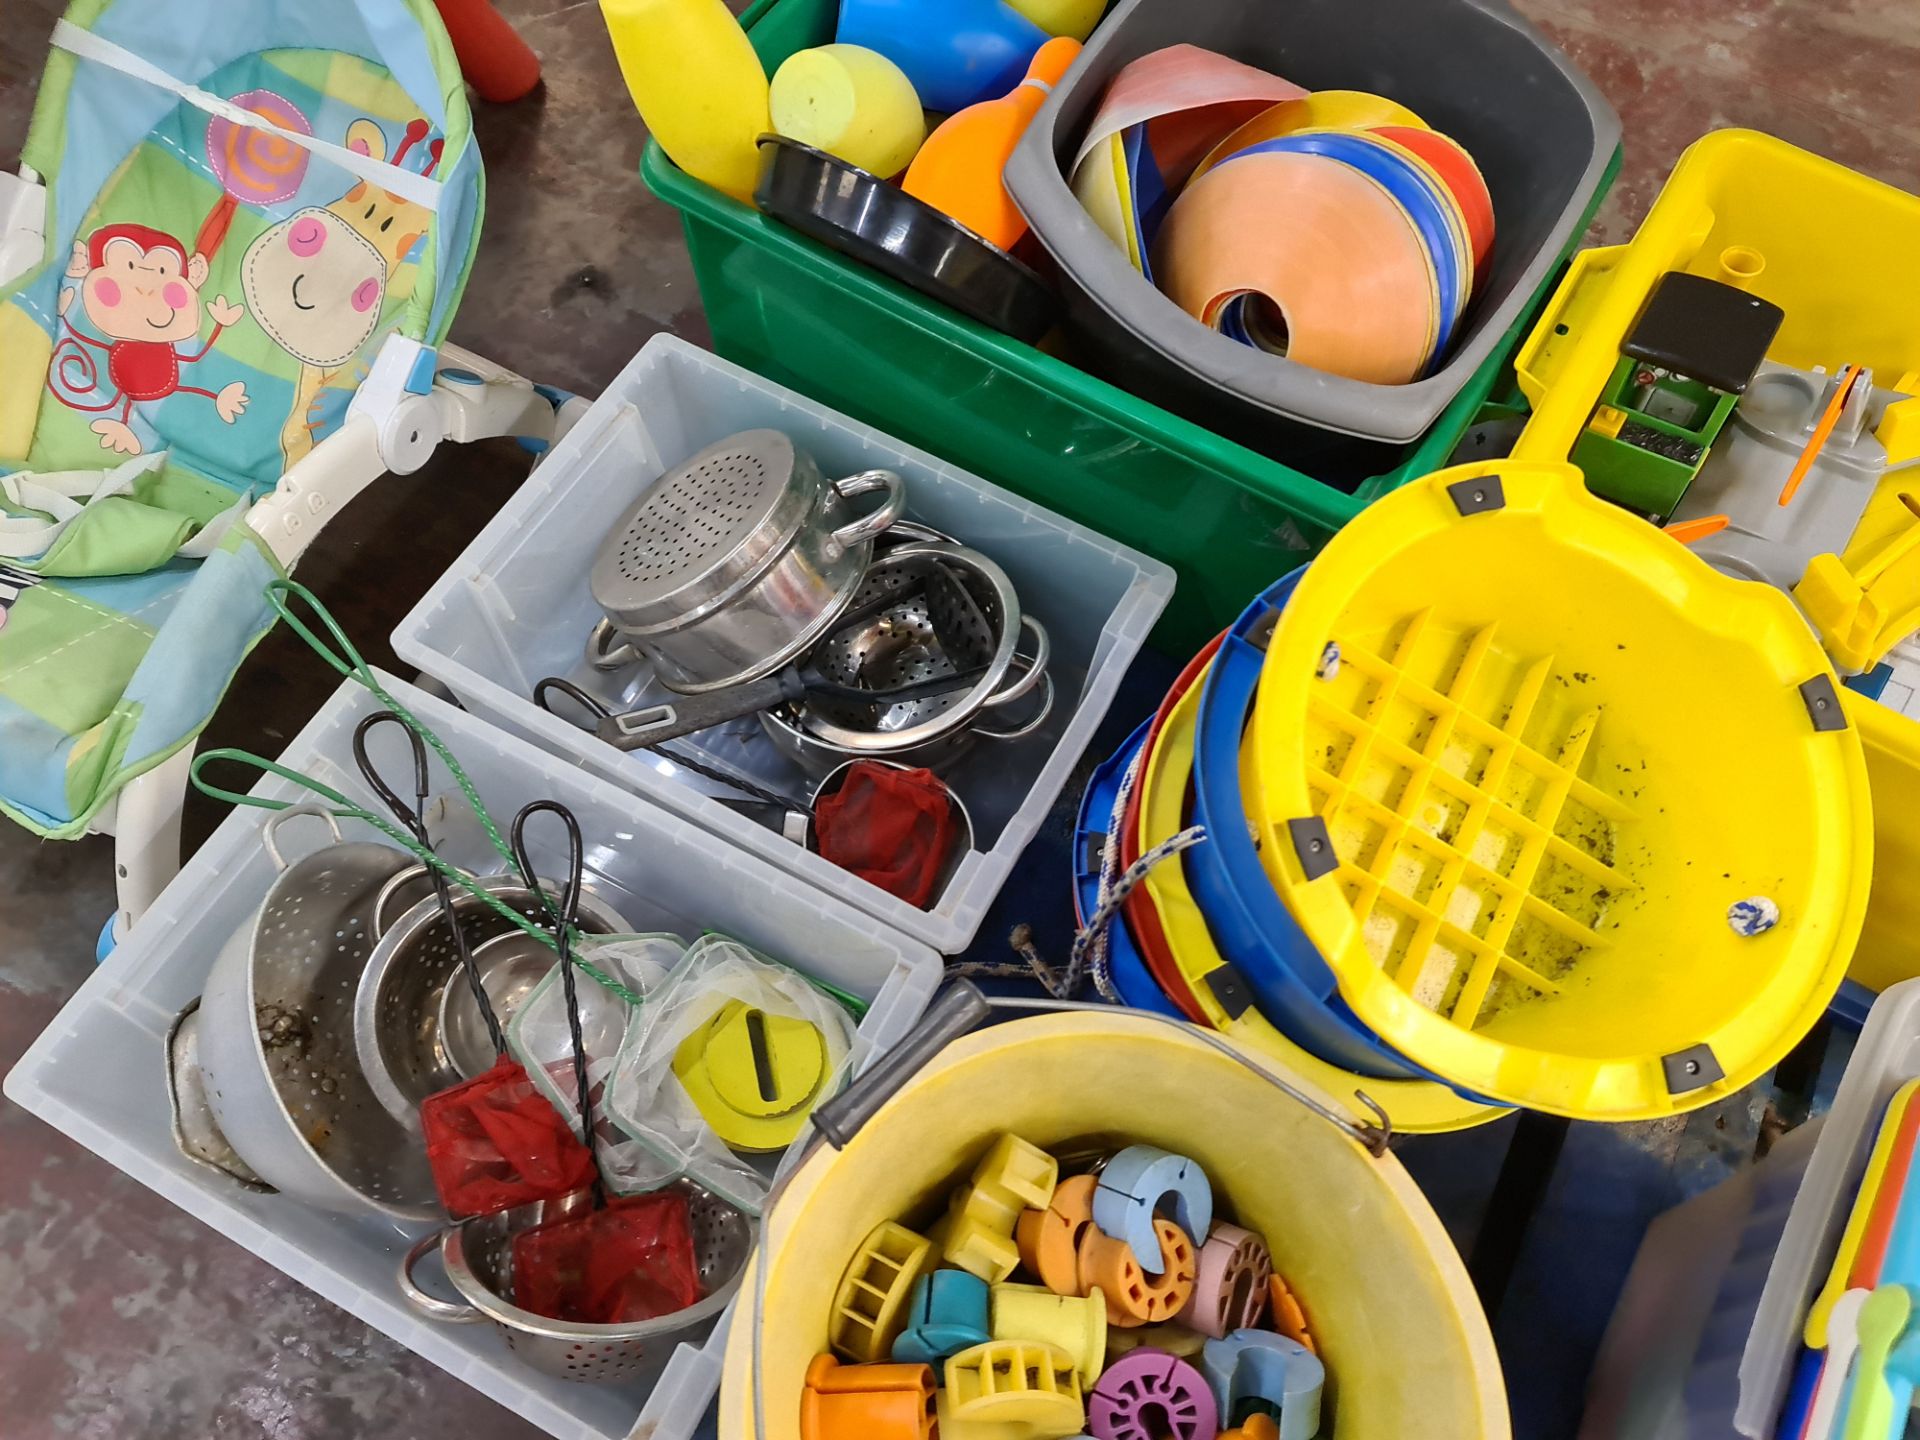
[1005,0,1622,448]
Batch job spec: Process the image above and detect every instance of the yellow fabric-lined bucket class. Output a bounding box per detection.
[1243,461,1872,1120]
[718,1011,1508,1440]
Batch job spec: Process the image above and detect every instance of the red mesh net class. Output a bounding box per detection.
[511,1190,702,1325]
[814,763,958,909]
[419,1056,599,1219]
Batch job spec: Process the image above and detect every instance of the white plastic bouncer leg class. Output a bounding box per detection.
[102,744,194,950]
[87,335,579,946]
[0,165,47,290]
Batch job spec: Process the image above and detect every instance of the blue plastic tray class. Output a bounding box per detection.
[1186,571,1442,1080]
[1074,721,1183,1017]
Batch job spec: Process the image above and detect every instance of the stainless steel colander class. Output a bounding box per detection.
[399,1180,753,1383]
[353,877,632,1131]
[195,808,438,1219]
[587,429,905,694]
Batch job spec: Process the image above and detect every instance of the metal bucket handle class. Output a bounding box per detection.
[400,1230,488,1324]
[827,469,905,550]
[810,982,1391,1159]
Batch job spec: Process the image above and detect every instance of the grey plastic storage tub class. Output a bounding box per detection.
[3,675,942,1440]
[1004,0,1621,448]
[393,335,1174,955]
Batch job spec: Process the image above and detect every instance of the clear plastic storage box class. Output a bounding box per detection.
[4,675,942,1440]
[391,335,1174,953]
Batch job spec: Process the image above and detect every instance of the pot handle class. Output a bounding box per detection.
[586,617,642,672]
[260,803,345,873]
[982,618,1051,711]
[829,469,906,550]
[400,1230,487,1324]
[597,669,806,751]
[973,673,1055,742]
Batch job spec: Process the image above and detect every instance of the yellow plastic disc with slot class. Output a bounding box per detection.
[1244,461,1871,1120]
[674,1000,828,1151]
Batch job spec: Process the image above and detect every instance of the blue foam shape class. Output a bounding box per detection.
[891,1270,991,1365]
[1093,1144,1213,1275]
[1200,1330,1325,1440]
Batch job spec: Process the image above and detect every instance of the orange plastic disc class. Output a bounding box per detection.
[1079,1218,1197,1327]
[1016,1174,1097,1295]
[1369,125,1494,279]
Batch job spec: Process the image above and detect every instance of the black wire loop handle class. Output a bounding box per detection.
[509,800,598,1184]
[353,710,508,1061]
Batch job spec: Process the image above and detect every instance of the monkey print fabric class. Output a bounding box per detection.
[16,49,441,494]
[0,35,473,839]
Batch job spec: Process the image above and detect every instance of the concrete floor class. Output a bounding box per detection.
[2,1,1918,1436]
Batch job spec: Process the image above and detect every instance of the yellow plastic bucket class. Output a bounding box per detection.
[1244,461,1873,1120]
[1137,663,1506,1134]
[1847,690,1920,995]
[718,1011,1509,1439]
[1513,129,1920,465]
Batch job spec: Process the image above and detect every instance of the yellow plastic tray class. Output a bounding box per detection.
[1244,461,1873,1120]
[1511,130,1920,672]
[1514,129,1920,462]
[718,1012,1510,1440]
[1136,663,1505,1134]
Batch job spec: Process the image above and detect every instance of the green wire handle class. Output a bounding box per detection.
[190,578,644,1006]
[264,578,527,880]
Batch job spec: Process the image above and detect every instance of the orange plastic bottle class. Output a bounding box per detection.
[903,36,1080,251]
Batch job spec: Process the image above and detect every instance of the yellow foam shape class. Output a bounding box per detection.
[1878,397,1920,468]
[941,1135,1059,1282]
[990,1283,1107,1381]
[937,1340,1084,1440]
[829,1221,937,1362]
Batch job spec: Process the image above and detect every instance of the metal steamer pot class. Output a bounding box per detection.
[196,807,440,1220]
[588,429,905,694]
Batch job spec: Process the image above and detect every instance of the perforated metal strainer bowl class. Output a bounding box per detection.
[587,429,905,693]
[353,877,632,1131]
[399,1181,753,1383]
[195,808,438,1219]
[778,541,1052,756]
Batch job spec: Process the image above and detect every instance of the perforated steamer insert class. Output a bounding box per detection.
[599,439,791,619]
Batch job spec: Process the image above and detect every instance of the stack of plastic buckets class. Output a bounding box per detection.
[1077,460,1878,1129]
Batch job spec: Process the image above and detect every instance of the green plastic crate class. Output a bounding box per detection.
[640,0,1619,650]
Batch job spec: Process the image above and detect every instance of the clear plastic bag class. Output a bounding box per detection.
[505,933,686,1196]
[605,935,860,1215]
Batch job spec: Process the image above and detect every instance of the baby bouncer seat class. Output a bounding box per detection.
[0,0,577,945]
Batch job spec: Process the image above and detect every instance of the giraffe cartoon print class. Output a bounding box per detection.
[241,116,440,467]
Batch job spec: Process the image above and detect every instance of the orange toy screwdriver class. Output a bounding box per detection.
[1779,363,1863,507]
[1663,514,1731,545]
